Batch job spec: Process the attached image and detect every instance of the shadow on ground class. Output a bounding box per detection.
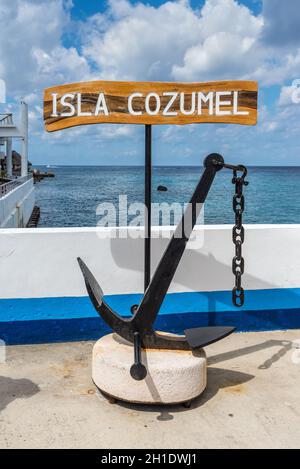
[0,376,40,412]
[100,336,294,421]
[208,339,293,369]
[99,367,254,421]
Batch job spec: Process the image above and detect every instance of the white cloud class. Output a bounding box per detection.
[82,0,202,80]
[173,0,263,80]
[0,0,94,143]
[251,49,300,86]
[81,0,264,82]
[2,0,300,104]
[262,0,300,48]
[2,1,300,100]
[96,124,135,140]
[1,0,300,164]
[173,32,257,81]
[199,0,261,37]
[278,85,297,107]
[82,0,300,87]
[0,0,89,97]
[33,46,90,85]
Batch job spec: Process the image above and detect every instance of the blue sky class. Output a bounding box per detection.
[1,0,300,166]
[70,0,262,17]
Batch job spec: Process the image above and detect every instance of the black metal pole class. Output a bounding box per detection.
[144,124,152,291]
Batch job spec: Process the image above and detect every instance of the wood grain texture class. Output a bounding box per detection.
[44,80,258,131]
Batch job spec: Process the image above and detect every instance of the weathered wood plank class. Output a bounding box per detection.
[44,80,258,131]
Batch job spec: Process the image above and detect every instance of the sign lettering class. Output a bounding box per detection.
[44,80,258,131]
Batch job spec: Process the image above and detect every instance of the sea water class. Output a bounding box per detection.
[35,166,300,227]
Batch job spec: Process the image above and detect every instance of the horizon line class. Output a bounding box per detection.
[32,163,300,168]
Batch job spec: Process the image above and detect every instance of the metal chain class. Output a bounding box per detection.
[232,168,248,307]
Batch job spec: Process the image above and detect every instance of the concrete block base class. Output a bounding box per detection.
[92,333,207,405]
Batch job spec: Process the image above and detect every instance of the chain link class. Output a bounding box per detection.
[232,169,248,307]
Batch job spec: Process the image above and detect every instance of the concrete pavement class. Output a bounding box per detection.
[0,329,300,449]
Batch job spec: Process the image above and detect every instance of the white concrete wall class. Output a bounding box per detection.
[0,178,35,228]
[0,224,299,300]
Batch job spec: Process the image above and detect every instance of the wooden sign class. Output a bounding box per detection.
[44,80,258,131]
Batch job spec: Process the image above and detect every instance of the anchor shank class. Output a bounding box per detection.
[133,154,223,331]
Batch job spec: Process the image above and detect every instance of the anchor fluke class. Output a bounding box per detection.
[77,257,104,304]
[184,326,236,349]
[77,257,131,339]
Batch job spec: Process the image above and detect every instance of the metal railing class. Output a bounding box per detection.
[0,113,13,126]
[0,174,33,198]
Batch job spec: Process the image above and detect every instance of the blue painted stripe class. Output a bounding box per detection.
[107,288,300,315]
[1,309,300,345]
[0,289,300,345]
[1,288,300,322]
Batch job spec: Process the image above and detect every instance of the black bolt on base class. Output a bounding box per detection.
[130,332,147,381]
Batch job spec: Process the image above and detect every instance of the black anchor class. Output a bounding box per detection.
[78,154,248,380]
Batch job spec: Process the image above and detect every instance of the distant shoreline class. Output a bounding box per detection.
[34,164,300,168]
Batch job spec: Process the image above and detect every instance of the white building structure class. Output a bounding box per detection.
[0,101,35,227]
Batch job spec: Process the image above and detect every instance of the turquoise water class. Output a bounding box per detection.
[35,166,300,227]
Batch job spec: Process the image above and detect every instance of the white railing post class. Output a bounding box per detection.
[6,137,12,176]
[20,101,28,177]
